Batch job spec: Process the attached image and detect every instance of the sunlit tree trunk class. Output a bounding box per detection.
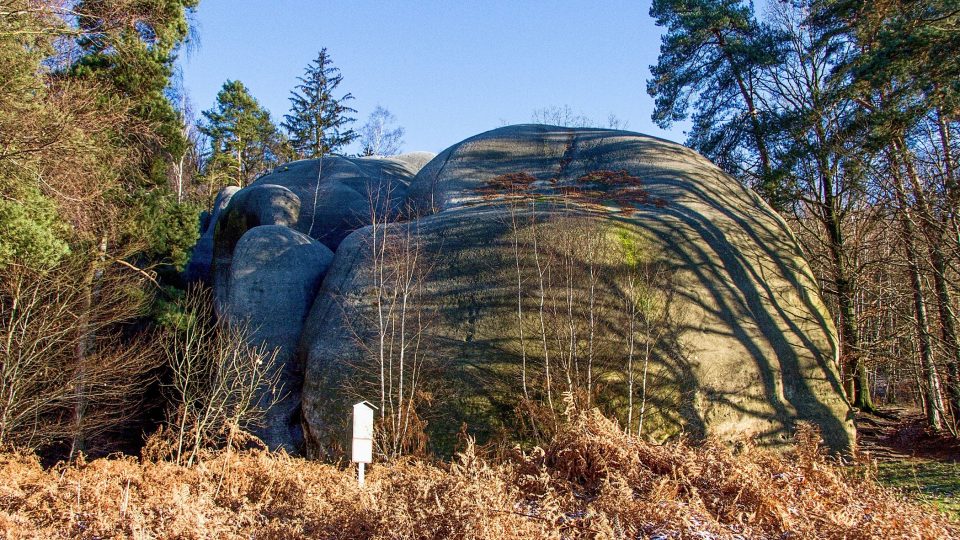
[891,152,948,429]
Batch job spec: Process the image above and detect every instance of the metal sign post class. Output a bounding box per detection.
[352,401,375,486]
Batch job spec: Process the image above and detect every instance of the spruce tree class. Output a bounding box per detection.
[282,49,358,158]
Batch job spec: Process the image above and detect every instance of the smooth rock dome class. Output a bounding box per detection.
[250,154,428,249]
[301,125,855,455]
[185,153,431,286]
[225,225,333,451]
[183,185,239,283]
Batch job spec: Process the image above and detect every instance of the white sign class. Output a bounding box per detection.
[352,401,375,464]
[352,401,376,487]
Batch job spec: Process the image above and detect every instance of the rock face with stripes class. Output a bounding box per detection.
[301,125,855,455]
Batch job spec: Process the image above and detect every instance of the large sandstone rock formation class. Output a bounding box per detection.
[223,225,333,451]
[249,154,428,249]
[187,154,429,451]
[301,125,855,454]
[211,184,302,312]
[186,153,431,286]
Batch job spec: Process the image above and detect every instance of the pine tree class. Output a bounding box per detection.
[647,0,779,202]
[814,0,960,420]
[0,3,71,269]
[282,49,358,158]
[647,0,874,411]
[68,0,204,270]
[0,1,203,456]
[72,0,200,187]
[201,80,286,188]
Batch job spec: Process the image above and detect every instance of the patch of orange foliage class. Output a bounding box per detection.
[0,411,953,539]
[576,169,642,187]
[484,172,540,192]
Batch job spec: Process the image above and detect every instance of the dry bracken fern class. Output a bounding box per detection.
[0,411,955,539]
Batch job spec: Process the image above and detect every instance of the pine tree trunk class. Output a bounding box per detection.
[714,30,773,191]
[823,178,868,408]
[902,218,947,431]
[899,141,960,424]
[71,235,107,458]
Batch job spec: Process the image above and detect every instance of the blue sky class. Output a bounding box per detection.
[179,0,688,154]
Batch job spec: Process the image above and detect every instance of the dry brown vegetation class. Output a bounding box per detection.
[0,410,955,539]
[0,256,159,456]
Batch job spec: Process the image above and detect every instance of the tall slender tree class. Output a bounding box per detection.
[813,0,960,423]
[72,0,200,188]
[648,0,960,424]
[282,48,358,158]
[764,0,878,411]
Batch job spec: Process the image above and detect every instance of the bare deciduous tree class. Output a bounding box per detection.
[499,190,674,439]
[0,257,159,454]
[530,105,628,129]
[359,106,405,157]
[615,230,671,436]
[339,183,436,459]
[531,105,593,128]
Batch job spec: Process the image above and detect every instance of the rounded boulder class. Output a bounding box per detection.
[226,225,334,451]
[301,125,855,455]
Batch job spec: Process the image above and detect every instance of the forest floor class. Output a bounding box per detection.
[2,410,957,539]
[857,407,960,520]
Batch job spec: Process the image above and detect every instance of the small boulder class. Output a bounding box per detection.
[212,184,300,312]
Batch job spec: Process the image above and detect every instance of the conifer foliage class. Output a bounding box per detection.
[200,80,286,187]
[282,48,358,158]
[0,0,203,457]
[647,0,776,201]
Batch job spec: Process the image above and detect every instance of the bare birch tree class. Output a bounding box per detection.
[341,181,436,459]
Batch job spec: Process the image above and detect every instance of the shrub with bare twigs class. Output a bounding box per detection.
[0,256,159,457]
[154,287,283,466]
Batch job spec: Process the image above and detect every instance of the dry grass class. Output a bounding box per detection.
[0,410,955,539]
